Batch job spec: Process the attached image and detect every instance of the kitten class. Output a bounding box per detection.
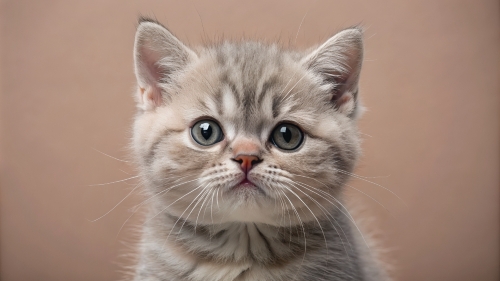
[130,17,389,281]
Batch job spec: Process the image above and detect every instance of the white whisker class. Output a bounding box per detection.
[279,188,307,280]
[92,148,131,163]
[89,182,142,222]
[334,169,406,205]
[144,182,205,227]
[344,183,395,217]
[294,11,308,44]
[289,173,372,253]
[89,175,139,186]
[282,183,328,249]
[172,184,211,240]
[287,181,352,257]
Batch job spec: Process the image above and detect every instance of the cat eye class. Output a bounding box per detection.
[191,120,224,146]
[270,123,304,151]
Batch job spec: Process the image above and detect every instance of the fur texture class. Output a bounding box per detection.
[130,18,389,281]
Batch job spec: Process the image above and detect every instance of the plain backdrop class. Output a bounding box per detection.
[1,1,498,280]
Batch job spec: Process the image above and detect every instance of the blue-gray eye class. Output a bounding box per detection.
[271,123,304,150]
[191,120,224,146]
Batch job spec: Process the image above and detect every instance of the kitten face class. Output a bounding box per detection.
[132,19,363,227]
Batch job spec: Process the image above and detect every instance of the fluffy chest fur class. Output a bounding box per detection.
[136,211,364,281]
[129,18,389,281]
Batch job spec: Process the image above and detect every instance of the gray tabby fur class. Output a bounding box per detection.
[130,17,390,281]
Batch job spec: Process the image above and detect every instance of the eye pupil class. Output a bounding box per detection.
[191,120,223,146]
[271,123,303,150]
[280,126,292,143]
[200,123,212,140]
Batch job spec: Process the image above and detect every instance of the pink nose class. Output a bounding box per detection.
[233,155,261,173]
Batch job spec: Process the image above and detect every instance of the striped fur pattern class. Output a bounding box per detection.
[131,18,389,281]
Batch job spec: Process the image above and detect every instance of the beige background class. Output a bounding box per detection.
[1,1,498,280]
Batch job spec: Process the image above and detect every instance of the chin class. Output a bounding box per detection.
[216,185,278,224]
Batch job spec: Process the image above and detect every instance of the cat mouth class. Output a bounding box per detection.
[232,178,259,190]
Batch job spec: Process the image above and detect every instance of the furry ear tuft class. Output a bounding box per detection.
[302,27,363,117]
[133,19,197,110]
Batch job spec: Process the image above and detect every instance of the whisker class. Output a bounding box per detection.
[92,148,131,163]
[276,186,293,241]
[209,189,216,228]
[143,182,205,226]
[287,182,352,256]
[202,188,215,223]
[290,174,372,253]
[171,184,211,241]
[282,191,294,241]
[116,203,143,238]
[335,168,390,179]
[131,176,200,211]
[279,188,307,279]
[279,73,297,96]
[276,189,292,246]
[88,175,139,187]
[334,169,406,205]
[292,179,363,231]
[287,174,354,220]
[194,187,214,233]
[294,10,308,44]
[343,183,395,218]
[282,72,309,101]
[89,182,142,222]
[161,189,207,251]
[115,175,200,236]
[118,169,133,175]
[359,132,373,138]
[215,188,220,209]
[163,184,209,245]
[281,183,330,257]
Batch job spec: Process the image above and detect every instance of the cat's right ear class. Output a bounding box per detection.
[134,18,197,110]
[301,28,363,118]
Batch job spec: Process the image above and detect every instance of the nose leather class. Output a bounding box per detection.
[234,155,260,173]
[231,137,262,173]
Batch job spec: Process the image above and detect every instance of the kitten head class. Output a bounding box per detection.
[132,18,363,226]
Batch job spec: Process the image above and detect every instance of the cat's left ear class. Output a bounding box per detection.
[302,28,363,118]
[134,18,198,110]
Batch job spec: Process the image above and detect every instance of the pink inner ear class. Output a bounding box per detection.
[336,94,351,107]
[136,43,165,108]
[330,88,352,110]
[141,44,164,82]
[139,43,165,86]
[134,21,197,109]
[326,71,351,104]
[139,86,162,108]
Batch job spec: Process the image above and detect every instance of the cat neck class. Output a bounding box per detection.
[161,207,359,260]
[137,209,363,280]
